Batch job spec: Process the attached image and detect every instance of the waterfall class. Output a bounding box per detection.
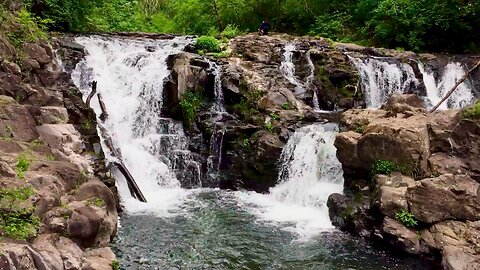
[206,126,225,183]
[350,57,420,108]
[71,36,199,214]
[273,123,344,209]
[306,51,321,111]
[280,43,307,97]
[236,123,344,238]
[418,62,474,109]
[209,61,226,113]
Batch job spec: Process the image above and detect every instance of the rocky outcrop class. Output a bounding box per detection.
[329,94,480,269]
[0,30,118,269]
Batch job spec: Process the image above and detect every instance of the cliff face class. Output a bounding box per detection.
[329,95,480,270]
[163,34,479,193]
[0,31,118,269]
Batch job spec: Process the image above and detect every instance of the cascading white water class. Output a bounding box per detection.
[71,36,197,214]
[274,123,344,207]
[306,51,321,111]
[209,61,226,113]
[236,123,344,239]
[350,57,420,108]
[280,43,307,97]
[418,62,474,109]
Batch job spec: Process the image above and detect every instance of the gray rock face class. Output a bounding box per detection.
[407,174,480,224]
[0,32,118,269]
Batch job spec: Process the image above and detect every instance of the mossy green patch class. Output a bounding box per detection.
[462,100,480,120]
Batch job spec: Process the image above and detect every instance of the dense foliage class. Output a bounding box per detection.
[3,0,480,52]
[462,100,480,120]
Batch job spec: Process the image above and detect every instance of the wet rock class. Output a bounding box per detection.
[327,193,376,237]
[83,247,116,270]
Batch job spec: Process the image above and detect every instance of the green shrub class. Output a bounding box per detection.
[371,160,406,176]
[269,112,280,121]
[30,139,44,147]
[194,36,221,53]
[221,24,239,39]
[462,100,480,120]
[112,259,120,270]
[16,154,32,179]
[179,91,204,127]
[395,210,418,228]
[354,125,365,134]
[2,8,49,49]
[264,121,274,133]
[212,51,229,59]
[0,186,39,240]
[87,197,105,207]
[281,103,290,110]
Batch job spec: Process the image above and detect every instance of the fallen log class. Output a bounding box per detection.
[97,93,109,121]
[430,60,480,113]
[86,81,97,107]
[113,162,147,202]
[90,82,147,202]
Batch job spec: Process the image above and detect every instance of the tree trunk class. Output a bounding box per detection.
[212,0,224,32]
[430,60,480,113]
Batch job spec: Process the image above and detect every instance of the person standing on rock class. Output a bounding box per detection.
[258,19,270,35]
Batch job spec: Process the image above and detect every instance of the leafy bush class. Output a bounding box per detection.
[395,210,418,228]
[462,100,480,120]
[0,8,49,49]
[212,51,229,59]
[264,121,274,133]
[0,186,39,240]
[269,112,280,121]
[371,160,406,176]
[87,197,105,207]
[112,259,120,270]
[354,125,365,134]
[194,36,221,53]
[221,24,239,39]
[281,103,290,110]
[16,154,32,179]
[179,91,204,127]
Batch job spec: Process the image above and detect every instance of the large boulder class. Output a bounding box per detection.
[407,174,480,224]
[376,173,416,217]
[382,217,422,254]
[421,220,480,270]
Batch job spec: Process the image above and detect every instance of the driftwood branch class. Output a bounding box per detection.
[86,81,97,107]
[97,93,109,121]
[114,162,147,202]
[92,81,147,203]
[430,61,480,113]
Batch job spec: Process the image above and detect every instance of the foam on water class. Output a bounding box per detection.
[235,123,344,240]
